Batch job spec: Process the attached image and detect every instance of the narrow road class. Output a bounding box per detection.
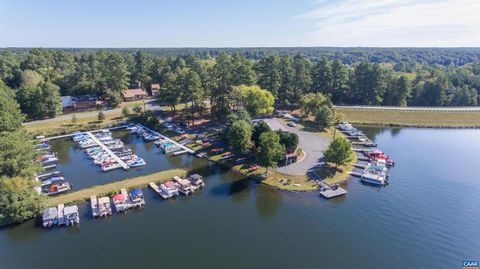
[262,118,330,176]
[23,100,162,126]
[334,105,480,111]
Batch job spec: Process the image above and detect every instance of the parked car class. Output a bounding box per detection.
[287,121,296,127]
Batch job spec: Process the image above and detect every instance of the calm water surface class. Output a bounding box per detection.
[1,127,479,269]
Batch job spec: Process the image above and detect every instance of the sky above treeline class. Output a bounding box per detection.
[1,0,479,47]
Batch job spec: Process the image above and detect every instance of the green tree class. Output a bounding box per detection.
[16,69,62,119]
[160,71,181,113]
[132,105,142,114]
[71,114,78,123]
[240,85,275,117]
[292,54,312,103]
[227,108,251,126]
[314,105,334,130]
[300,92,332,117]
[121,107,130,118]
[311,57,333,94]
[180,69,204,124]
[104,89,122,108]
[449,85,477,106]
[331,60,349,103]
[132,51,151,88]
[0,129,40,178]
[257,131,285,173]
[227,120,253,154]
[255,55,282,97]
[325,137,353,167]
[0,177,46,223]
[97,111,105,122]
[383,75,411,106]
[210,53,234,119]
[252,120,271,148]
[350,62,387,105]
[278,55,295,108]
[276,130,299,153]
[0,81,24,132]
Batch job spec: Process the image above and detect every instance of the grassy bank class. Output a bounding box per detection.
[46,169,187,206]
[336,108,480,127]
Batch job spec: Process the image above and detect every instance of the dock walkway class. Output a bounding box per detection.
[86,132,129,170]
[318,181,347,199]
[139,124,194,154]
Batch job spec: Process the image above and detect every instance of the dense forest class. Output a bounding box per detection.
[1,48,480,120]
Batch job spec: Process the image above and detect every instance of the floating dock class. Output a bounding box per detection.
[318,182,347,199]
[86,131,129,170]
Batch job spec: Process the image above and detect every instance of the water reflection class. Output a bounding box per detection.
[255,186,283,218]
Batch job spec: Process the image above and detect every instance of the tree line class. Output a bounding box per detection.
[0,81,45,223]
[1,48,480,120]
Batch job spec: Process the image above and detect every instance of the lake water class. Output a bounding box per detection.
[1,127,479,269]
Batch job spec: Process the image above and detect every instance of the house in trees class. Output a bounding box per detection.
[122,88,148,102]
[150,83,161,96]
[61,95,98,112]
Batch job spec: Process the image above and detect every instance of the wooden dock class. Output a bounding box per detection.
[318,182,347,199]
[86,131,129,170]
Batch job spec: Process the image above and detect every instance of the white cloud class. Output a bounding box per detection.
[297,0,480,47]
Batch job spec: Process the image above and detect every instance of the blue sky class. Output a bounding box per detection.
[1,0,479,47]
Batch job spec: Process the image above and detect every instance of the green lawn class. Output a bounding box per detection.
[46,169,187,206]
[336,108,480,127]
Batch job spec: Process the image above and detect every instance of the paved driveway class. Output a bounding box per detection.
[262,118,330,176]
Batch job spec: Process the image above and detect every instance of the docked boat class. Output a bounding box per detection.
[173,176,193,195]
[42,207,58,228]
[113,192,130,213]
[188,174,205,190]
[101,162,122,172]
[41,176,65,187]
[160,181,179,198]
[43,181,71,195]
[361,173,387,186]
[129,189,145,207]
[127,158,146,168]
[63,205,80,226]
[98,196,112,217]
[91,196,99,217]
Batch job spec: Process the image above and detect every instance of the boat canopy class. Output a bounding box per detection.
[43,207,57,219]
[113,194,124,201]
[189,174,203,181]
[130,189,143,197]
[164,181,176,188]
[63,205,78,216]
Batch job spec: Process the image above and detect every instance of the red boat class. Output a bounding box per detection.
[210,148,224,153]
[247,165,259,173]
[366,150,394,166]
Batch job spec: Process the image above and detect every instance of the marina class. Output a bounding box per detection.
[2,127,480,269]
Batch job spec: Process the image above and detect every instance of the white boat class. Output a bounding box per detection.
[101,163,122,172]
[98,196,112,217]
[42,207,58,228]
[160,181,179,198]
[361,173,387,186]
[188,174,205,189]
[91,196,99,217]
[173,176,193,195]
[63,205,80,226]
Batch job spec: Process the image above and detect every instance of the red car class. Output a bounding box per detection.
[367,150,394,166]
